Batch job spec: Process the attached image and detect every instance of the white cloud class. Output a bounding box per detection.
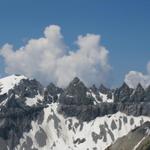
[147,61,150,74]
[0,25,111,87]
[125,62,150,89]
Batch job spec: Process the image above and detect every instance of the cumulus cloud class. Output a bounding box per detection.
[0,25,111,87]
[125,62,150,89]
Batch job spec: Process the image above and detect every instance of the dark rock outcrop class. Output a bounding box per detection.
[130,83,145,102]
[13,79,43,98]
[114,82,133,103]
[58,103,118,121]
[144,85,150,102]
[59,77,94,105]
[44,83,63,103]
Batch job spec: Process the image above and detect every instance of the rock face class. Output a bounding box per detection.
[99,84,113,99]
[105,122,150,150]
[114,82,133,103]
[130,83,145,102]
[0,76,45,149]
[58,78,150,121]
[59,77,94,105]
[0,75,150,150]
[44,83,63,103]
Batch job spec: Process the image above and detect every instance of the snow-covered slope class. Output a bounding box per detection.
[0,75,43,108]
[0,74,26,95]
[89,91,114,104]
[16,103,150,150]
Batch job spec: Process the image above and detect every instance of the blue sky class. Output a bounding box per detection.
[0,0,150,87]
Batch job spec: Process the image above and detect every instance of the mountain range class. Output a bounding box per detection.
[0,74,150,150]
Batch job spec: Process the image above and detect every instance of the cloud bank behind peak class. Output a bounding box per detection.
[0,25,111,87]
[125,61,150,89]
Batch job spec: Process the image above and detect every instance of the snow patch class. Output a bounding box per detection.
[99,92,114,103]
[25,94,43,106]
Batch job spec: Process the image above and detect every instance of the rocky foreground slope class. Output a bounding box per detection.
[106,122,150,150]
[0,75,150,150]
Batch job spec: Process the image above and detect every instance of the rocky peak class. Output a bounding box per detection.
[121,82,133,94]
[135,83,145,93]
[44,83,63,103]
[13,78,44,98]
[0,76,45,115]
[90,84,98,93]
[99,84,111,94]
[130,83,145,102]
[0,74,27,96]
[59,77,93,105]
[120,82,130,91]
[146,85,150,92]
[144,85,150,102]
[65,77,87,96]
[99,84,113,99]
[114,82,133,102]
[69,77,80,86]
[46,83,63,96]
[66,77,86,93]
